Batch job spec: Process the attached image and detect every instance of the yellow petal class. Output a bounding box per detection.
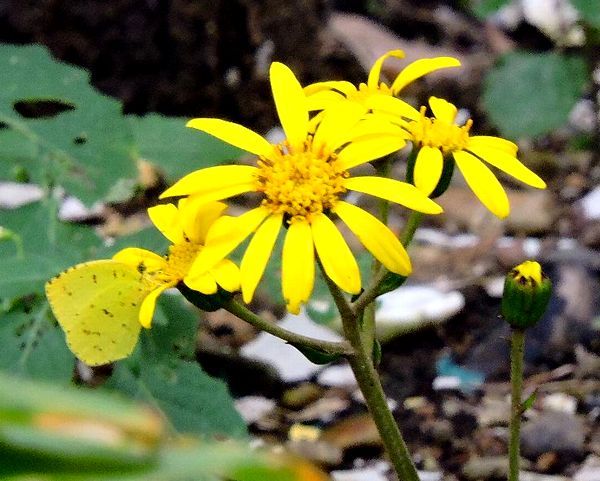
[312,101,366,152]
[147,204,184,244]
[428,96,457,124]
[413,146,444,196]
[210,258,241,293]
[468,135,518,156]
[467,145,546,189]
[365,95,420,121]
[191,206,271,274]
[311,213,361,294]
[282,221,315,314]
[240,213,282,304]
[160,165,258,199]
[344,176,443,214]
[391,57,461,94]
[304,80,357,97]
[184,272,218,295]
[333,201,411,276]
[139,283,174,328]
[187,118,272,157]
[179,198,227,244]
[270,62,308,152]
[453,150,510,218]
[367,49,405,89]
[338,136,407,170]
[112,247,167,275]
[347,115,407,138]
[306,90,345,111]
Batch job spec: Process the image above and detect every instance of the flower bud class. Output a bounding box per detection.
[502,260,551,329]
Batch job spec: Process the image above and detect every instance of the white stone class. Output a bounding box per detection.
[332,467,388,481]
[541,392,578,415]
[317,363,357,388]
[0,182,43,208]
[240,311,343,383]
[234,396,276,424]
[580,187,600,220]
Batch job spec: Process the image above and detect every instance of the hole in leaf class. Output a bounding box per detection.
[73,134,87,145]
[0,121,8,129]
[13,99,76,119]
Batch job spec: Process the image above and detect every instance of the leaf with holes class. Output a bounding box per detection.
[0,300,75,383]
[0,44,137,205]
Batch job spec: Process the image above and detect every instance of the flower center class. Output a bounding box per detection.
[163,241,202,281]
[255,140,348,224]
[349,82,392,104]
[407,106,472,154]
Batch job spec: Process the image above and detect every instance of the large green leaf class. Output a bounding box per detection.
[0,301,74,383]
[483,51,588,138]
[0,44,137,204]
[128,114,243,182]
[108,359,247,439]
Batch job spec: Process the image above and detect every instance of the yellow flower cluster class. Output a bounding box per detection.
[46,49,547,365]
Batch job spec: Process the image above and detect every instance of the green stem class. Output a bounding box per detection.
[400,211,423,247]
[509,327,526,481]
[319,264,419,481]
[223,299,353,356]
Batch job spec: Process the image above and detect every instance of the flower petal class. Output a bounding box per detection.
[344,176,443,214]
[179,198,228,244]
[428,96,457,124]
[367,49,405,89]
[210,258,241,293]
[391,57,461,94]
[139,283,174,328]
[306,90,345,111]
[187,118,272,157]
[338,136,407,170]
[313,101,365,152]
[413,146,444,196]
[468,135,518,156]
[453,150,510,218]
[184,272,218,295]
[467,145,546,189]
[190,206,271,274]
[304,80,357,97]
[333,201,411,275]
[112,247,167,275]
[240,213,282,303]
[365,95,420,121]
[147,204,184,244]
[311,213,361,294]
[282,221,315,314]
[270,62,308,152]
[160,165,258,199]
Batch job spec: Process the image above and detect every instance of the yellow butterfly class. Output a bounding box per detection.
[45,260,152,366]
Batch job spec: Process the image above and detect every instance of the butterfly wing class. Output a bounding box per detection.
[45,260,150,366]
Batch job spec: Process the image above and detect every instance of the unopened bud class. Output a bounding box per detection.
[502,261,552,329]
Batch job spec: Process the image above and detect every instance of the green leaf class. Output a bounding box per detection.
[0,301,74,383]
[107,359,247,439]
[483,51,588,138]
[521,389,538,413]
[572,0,600,28]
[0,44,137,204]
[466,0,511,19]
[128,114,243,182]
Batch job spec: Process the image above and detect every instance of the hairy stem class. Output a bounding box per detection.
[223,299,353,356]
[509,327,526,481]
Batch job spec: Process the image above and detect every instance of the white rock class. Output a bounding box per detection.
[331,467,388,481]
[375,285,464,341]
[485,276,506,298]
[432,376,461,391]
[317,363,357,388]
[240,312,343,383]
[522,0,584,46]
[541,392,578,415]
[573,455,600,481]
[58,196,102,221]
[234,396,276,424]
[418,471,443,481]
[0,182,43,208]
[580,187,600,220]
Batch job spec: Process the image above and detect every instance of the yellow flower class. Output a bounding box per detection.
[304,49,460,114]
[114,199,240,327]
[373,96,547,218]
[160,62,443,314]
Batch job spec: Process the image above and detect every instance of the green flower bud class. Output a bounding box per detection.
[502,261,552,329]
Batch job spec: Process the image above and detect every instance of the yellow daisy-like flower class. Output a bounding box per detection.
[160,62,443,314]
[114,199,240,327]
[304,49,460,114]
[373,96,547,218]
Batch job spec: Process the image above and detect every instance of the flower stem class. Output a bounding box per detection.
[509,327,526,481]
[319,264,420,481]
[400,210,423,246]
[223,299,353,356]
